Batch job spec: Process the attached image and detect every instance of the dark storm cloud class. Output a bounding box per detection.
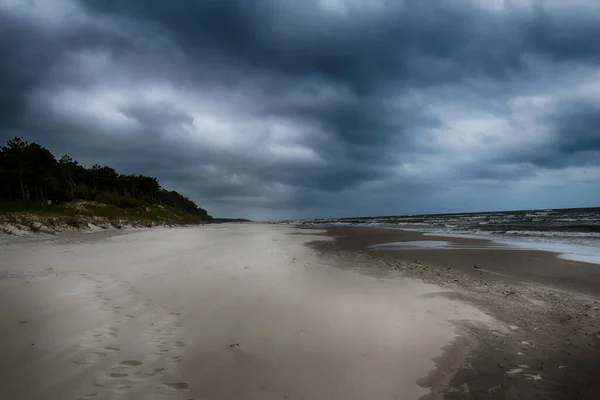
[525,7,600,63]
[0,15,54,127]
[526,101,600,169]
[80,0,600,87]
[80,0,499,92]
[551,102,600,155]
[1,0,600,218]
[497,100,600,170]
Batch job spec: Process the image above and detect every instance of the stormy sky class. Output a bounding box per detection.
[1,0,599,220]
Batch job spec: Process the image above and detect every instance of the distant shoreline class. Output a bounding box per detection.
[297,207,600,251]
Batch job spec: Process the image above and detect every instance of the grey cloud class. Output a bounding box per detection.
[80,0,600,88]
[121,102,195,131]
[1,0,599,218]
[499,100,600,170]
[552,102,600,155]
[526,7,600,63]
[0,16,55,128]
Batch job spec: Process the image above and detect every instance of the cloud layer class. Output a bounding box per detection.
[1,0,599,219]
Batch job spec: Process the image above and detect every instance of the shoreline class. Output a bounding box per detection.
[307,226,600,399]
[306,225,600,297]
[395,229,600,265]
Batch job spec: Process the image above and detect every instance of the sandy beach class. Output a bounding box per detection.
[310,226,600,399]
[0,224,502,400]
[2,0,598,398]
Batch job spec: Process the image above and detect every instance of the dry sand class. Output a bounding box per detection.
[0,224,499,400]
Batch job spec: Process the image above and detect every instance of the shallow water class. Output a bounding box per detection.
[370,240,514,250]
[370,235,600,265]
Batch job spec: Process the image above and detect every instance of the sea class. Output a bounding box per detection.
[299,207,600,264]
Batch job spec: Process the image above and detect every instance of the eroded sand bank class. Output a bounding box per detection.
[0,224,496,399]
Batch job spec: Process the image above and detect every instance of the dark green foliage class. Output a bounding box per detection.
[0,137,211,220]
[212,218,252,223]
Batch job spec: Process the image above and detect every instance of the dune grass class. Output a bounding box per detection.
[0,199,208,228]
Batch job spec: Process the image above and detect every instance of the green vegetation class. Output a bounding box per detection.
[212,218,252,223]
[0,137,211,225]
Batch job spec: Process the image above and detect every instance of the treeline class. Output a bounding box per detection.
[212,218,252,223]
[0,137,210,219]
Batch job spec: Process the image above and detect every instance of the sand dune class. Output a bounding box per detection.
[0,225,496,399]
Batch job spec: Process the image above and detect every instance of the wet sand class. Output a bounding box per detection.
[309,226,600,399]
[312,226,600,296]
[0,224,498,400]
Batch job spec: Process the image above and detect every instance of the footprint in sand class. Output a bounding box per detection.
[86,326,118,341]
[88,325,119,342]
[95,366,136,388]
[94,377,133,392]
[108,372,129,378]
[102,327,119,339]
[159,382,190,391]
[75,351,109,364]
[119,360,143,367]
[132,370,158,379]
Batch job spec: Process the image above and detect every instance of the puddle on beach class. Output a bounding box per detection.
[370,240,508,250]
[370,238,600,265]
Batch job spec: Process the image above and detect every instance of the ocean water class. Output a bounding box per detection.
[302,207,600,245]
[301,207,600,264]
